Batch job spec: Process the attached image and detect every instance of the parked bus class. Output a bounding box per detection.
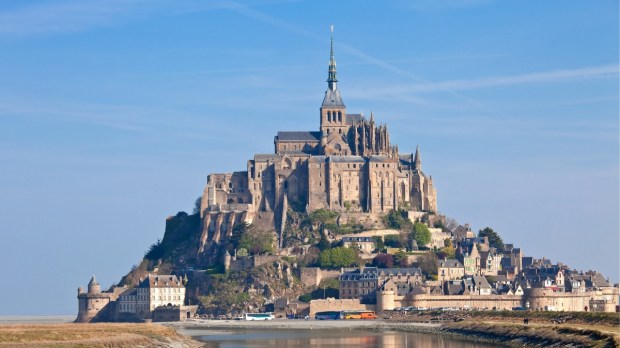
[314,311,344,320]
[343,310,377,320]
[243,312,275,321]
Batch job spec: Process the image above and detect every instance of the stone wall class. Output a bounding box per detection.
[400,294,523,311]
[309,298,376,317]
[300,267,341,288]
[152,305,198,322]
[526,288,619,312]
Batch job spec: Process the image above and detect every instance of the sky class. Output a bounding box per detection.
[0,0,618,316]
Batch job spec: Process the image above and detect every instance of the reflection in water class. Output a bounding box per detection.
[192,328,501,348]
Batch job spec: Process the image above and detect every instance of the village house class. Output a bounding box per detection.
[339,267,422,303]
[341,236,375,253]
[436,259,465,281]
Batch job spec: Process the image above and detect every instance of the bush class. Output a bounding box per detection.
[298,293,312,303]
[239,229,274,255]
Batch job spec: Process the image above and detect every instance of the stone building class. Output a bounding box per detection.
[339,267,423,303]
[76,275,125,323]
[197,32,437,253]
[436,259,465,281]
[116,274,186,320]
[77,274,189,322]
[342,236,375,253]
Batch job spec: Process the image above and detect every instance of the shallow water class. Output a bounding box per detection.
[0,316,75,324]
[186,328,503,348]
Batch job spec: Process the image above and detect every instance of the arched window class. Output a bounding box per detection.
[327,111,332,122]
[338,111,342,122]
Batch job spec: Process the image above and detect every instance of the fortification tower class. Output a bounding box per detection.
[76,275,112,323]
[376,290,395,312]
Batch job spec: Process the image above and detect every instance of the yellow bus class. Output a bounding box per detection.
[343,310,377,320]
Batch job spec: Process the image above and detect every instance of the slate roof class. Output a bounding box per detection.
[254,154,278,161]
[138,275,184,288]
[445,282,464,295]
[343,236,374,243]
[369,155,393,162]
[322,88,345,107]
[329,156,366,163]
[472,275,492,289]
[346,113,364,124]
[437,259,464,268]
[276,131,321,142]
[378,267,422,276]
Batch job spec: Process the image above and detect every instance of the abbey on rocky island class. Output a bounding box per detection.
[198,33,436,249]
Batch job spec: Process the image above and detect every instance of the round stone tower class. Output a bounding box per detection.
[377,290,395,312]
[88,275,101,294]
[77,275,111,323]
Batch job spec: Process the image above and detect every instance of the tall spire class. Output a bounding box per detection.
[414,145,422,171]
[327,25,337,91]
[321,25,344,108]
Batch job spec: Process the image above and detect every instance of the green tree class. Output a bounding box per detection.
[236,248,249,257]
[145,239,165,260]
[384,234,405,248]
[411,222,431,248]
[383,209,413,230]
[192,196,202,215]
[318,247,358,268]
[309,209,339,225]
[478,227,504,250]
[228,222,248,252]
[439,245,456,259]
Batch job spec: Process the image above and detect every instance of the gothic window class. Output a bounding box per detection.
[338,111,342,122]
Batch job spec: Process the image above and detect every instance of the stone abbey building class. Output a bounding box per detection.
[199,34,437,250]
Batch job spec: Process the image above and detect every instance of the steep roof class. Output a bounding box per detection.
[276,131,321,142]
[329,156,366,163]
[138,274,184,289]
[437,259,464,268]
[346,113,364,124]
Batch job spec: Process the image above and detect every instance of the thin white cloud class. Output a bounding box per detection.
[347,65,619,98]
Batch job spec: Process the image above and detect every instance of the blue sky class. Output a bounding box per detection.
[0,0,618,316]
